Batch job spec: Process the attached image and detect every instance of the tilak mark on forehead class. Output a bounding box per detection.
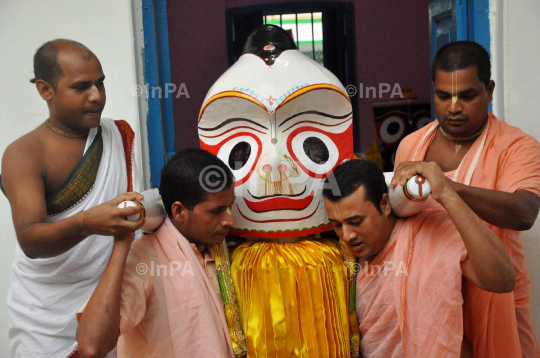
[451,71,458,109]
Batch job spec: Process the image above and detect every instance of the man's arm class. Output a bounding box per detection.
[1,141,145,259]
[391,161,540,231]
[398,162,516,293]
[450,183,539,231]
[76,235,132,358]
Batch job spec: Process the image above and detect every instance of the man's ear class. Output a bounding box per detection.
[487,80,495,103]
[36,80,55,101]
[380,193,392,217]
[171,201,189,226]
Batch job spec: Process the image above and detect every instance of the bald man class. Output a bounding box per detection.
[2,39,144,358]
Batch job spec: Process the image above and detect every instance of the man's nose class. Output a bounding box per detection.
[342,225,357,243]
[222,209,234,227]
[448,98,463,114]
[88,85,102,102]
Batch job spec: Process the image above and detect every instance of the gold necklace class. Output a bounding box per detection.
[46,119,87,138]
[439,120,487,156]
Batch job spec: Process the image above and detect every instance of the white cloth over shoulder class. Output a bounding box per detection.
[8,118,140,358]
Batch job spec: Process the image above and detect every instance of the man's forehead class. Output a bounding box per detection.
[197,187,235,207]
[434,67,483,87]
[57,49,101,78]
[326,186,370,219]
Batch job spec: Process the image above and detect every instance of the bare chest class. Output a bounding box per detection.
[424,136,472,172]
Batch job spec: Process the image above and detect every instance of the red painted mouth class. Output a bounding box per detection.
[236,202,321,223]
[243,191,314,212]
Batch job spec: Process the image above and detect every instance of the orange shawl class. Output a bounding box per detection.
[150,218,235,358]
[394,112,540,357]
[357,212,467,358]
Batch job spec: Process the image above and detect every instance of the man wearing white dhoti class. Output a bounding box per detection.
[1,39,144,358]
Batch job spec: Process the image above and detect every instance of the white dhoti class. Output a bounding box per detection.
[8,118,139,358]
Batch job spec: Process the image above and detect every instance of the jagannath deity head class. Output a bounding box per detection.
[198,25,354,239]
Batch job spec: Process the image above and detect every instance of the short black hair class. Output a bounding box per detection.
[30,39,95,89]
[431,41,491,87]
[159,148,235,216]
[323,159,387,214]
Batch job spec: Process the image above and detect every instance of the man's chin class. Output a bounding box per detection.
[81,110,102,123]
[353,247,374,264]
[352,250,367,261]
[209,233,227,246]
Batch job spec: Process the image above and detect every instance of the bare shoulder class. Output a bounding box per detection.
[2,125,46,175]
[1,125,48,204]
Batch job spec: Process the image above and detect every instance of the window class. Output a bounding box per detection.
[263,13,324,65]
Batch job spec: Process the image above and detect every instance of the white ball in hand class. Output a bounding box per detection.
[117,200,142,221]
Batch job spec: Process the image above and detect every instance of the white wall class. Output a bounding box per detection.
[490,0,540,342]
[0,0,147,355]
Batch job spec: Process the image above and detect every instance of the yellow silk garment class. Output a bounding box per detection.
[231,239,352,358]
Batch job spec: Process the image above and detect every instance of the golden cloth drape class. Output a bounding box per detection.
[231,239,352,358]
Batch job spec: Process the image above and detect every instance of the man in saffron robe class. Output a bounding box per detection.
[323,159,518,358]
[392,41,540,358]
[2,39,144,358]
[76,149,236,358]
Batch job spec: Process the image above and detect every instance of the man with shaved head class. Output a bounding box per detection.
[2,39,144,357]
[392,41,540,357]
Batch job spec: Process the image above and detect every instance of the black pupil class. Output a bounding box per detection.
[387,121,401,135]
[303,137,329,164]
[228,142,251,170]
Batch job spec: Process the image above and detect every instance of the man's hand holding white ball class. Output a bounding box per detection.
[81,192,146,237]
[391,161,456,203]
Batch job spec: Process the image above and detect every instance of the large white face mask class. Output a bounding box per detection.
[199,35,354,239]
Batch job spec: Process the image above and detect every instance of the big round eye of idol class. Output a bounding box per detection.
[202,132,263,187]
[228,141,251,170]
[288,129,341,177]
[198,26,354,239]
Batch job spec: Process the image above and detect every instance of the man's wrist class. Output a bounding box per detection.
[437,188,461,209]
[448,178,464,196]
[79,211,93,237]
[114,237,132,251]
[112,238,132,262]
